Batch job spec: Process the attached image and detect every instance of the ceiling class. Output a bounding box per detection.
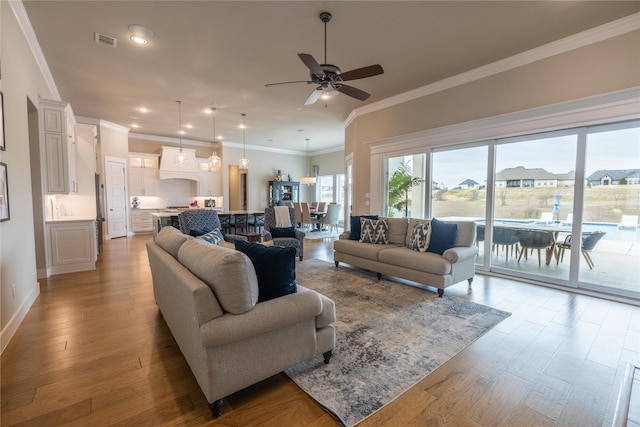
[21,1,640,153]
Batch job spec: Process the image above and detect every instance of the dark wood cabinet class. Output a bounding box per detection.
[268,181,299,207]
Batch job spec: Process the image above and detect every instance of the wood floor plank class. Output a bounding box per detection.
[2,234,639,427]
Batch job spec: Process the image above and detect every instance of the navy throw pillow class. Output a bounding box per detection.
[234,240,297,302]
[427,218,458,255]
[189,226,212,237]
[349,215,379,240]
[270,226,296,238]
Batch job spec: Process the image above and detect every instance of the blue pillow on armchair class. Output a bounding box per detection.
[427,218,458,255]
[349,215,379,240]
[234,240,297,302]
[269,226,296,238]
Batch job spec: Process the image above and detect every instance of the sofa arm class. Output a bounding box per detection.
[224,234,248,243]
[443,246,478,263]
[199,287,323,347]
[294,229,306,240]
[338,232,351,240]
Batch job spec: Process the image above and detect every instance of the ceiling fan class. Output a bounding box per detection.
[265,11,384,106]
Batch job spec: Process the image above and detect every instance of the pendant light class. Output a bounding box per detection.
[238,113,250,170]
[174,100,187,165]
[207,107,221,172]
[300,138,316,185]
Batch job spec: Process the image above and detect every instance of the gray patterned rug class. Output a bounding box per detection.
[288,259,511,427]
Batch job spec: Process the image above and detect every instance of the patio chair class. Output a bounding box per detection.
[556,231,606,269]
[560,212,573,226]
[535,212,554,225]
[618,215,639,230]
[493,227,520,261]
[517,229,554,267]
[263,207,305,261]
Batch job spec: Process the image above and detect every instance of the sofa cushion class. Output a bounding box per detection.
[178,239,259,314]
[359,218,389,244]
[407,221,432,252]
[378,246,452,275]
[155,226,193,259]
[386,217,409,245]
[333,238,393,261]
[427,218,458,255]
[349,215,378,240]
[197,228,224,245]
[235,240,297,303]
[269,226,296,238]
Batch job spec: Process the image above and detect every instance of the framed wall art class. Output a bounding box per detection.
[0,162,9,222]
[0,91,4,151]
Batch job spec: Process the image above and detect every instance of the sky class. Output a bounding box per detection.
[429,124,640,188]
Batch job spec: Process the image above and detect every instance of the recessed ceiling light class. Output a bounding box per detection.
[128,25,153,45]
[185,124,193,129]
[131,124,140,128]
[139,107,148,113]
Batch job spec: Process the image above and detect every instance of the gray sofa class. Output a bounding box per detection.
[146,226,336,418]
[334,218,478,297]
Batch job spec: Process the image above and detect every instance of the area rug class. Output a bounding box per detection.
[288,259,511,427]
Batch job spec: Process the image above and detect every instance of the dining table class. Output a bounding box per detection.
[490,221,572,265]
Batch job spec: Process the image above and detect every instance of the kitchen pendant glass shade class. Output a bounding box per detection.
[301,138,315,185]
[207,108,221,172]
[239,113,249,170]
[174,100,188,165]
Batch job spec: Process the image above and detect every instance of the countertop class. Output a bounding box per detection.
[46,216,96,223]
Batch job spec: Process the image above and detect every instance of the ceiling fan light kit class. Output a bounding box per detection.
[265,11,384,106]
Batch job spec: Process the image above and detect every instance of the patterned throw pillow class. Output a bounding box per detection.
[359,218,389,244]
[407,221,431,252]
[197,228,224,245]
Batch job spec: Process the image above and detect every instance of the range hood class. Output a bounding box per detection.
[159,146,199,180]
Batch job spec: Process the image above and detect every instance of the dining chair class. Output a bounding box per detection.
[316,202,327,213]
[556,231,606,269]
[301,202,318,231]
[319,203,341,232]
[517,229,554,267]
[293,202,303,228]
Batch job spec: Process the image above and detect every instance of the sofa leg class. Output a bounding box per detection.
[323,350,333,364]
[334,261,339,267]
[208,399,224,418]
[377,272,382,280]
[437,289,444,298]
[468,277,473,287]
[299,255,303,261]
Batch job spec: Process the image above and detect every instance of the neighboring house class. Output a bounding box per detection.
[586,169,640,186]
[459,179,480,189]
[495,166,558,188]
[555,170,576,187]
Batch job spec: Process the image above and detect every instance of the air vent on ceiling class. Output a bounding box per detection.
[94,32,117,48]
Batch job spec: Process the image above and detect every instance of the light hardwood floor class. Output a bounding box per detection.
[2,234,638,426]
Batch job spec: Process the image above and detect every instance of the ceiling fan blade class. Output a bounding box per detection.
[304,87,324,106]
[265,80,313,87]
[335,84,371,101]
[338,64,384,82]
[298,53,325,78]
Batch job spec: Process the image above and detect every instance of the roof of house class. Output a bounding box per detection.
[496,166,557,181]
[586,169,640,181]
[459,179,480,186]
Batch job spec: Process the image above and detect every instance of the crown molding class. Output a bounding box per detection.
[345,12,640,128]
[77,116,129,133]
[10,0,60,101]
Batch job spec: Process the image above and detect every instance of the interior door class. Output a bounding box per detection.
[105,157,127,238]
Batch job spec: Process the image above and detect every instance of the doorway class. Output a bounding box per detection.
[104,156,127,238]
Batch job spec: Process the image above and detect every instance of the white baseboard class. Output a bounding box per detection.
[0,281,40,354]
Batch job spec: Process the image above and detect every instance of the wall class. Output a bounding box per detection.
[0,2,56,350]
[346,30,640,215]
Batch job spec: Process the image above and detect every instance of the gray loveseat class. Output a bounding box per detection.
[147,226,336,418]
[334,218,477,297]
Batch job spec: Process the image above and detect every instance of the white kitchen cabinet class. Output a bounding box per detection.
[47,219,97,275]
[130,209,157,233]
[197,158,218,197]
[42,99,77,194]
[128,153,159,196]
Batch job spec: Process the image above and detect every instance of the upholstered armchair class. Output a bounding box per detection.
[178,210,247,243]
[263,207,305,261]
